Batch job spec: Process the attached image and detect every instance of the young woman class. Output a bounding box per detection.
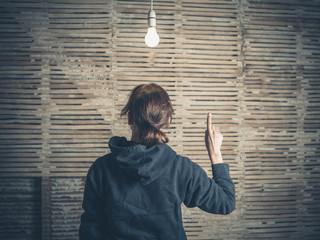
[79,83,235,240]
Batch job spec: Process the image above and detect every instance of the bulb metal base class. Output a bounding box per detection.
[148,10,156,27]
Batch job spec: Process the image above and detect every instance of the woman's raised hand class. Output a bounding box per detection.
[205,113,224,164]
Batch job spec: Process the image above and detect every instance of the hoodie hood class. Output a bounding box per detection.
[108,136,177,185]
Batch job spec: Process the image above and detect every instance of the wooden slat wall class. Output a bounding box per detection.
[0,178,41,239]
[51,177,85,240]
[0,0,113,177]
[242,1,320,239]
[177,1,242,238]
[0,0,319,239]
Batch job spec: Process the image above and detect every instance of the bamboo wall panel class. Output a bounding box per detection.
[0,0,319,239]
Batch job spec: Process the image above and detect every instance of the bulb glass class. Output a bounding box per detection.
[145,27,159,48]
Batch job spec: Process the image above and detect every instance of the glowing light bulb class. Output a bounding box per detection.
[145,9,159,48]
[145,27,159,48]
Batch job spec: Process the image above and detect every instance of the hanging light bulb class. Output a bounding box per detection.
[145,0,159,47]
[145,25,159,48]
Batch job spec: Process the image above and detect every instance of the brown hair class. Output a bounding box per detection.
[121,83,173,146]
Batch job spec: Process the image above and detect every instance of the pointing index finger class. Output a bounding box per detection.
[207,112,212,130]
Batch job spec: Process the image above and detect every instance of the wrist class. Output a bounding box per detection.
[210,151,223,164]
[213,150,222,156]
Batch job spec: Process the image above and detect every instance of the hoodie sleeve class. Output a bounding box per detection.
[183,162,236,215]
[79,160,106,239]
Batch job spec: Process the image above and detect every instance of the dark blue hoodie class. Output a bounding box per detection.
[79,136,235,240]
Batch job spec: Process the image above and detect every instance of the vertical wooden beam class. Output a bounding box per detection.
[295,7,307,238]
[110,0,117,137]
[237,0,247,239]
[41,177,52,240]
[40,2,51,238]
[174,0,184,155]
